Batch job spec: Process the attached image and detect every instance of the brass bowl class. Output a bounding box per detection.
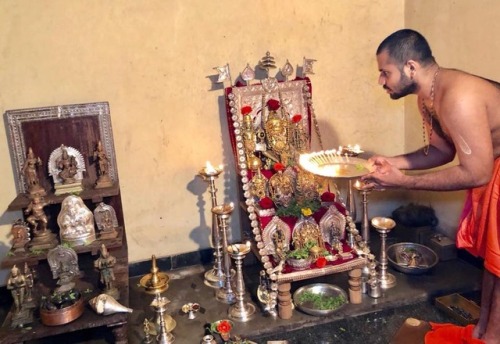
[387,242,439,275]
[40,296,85,326]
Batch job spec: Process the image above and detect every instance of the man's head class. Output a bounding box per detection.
[376,29,436,99]
[377,29,435,66]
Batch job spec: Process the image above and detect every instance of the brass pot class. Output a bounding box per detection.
[40,296,84,326]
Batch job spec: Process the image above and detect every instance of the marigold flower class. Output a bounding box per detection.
[241,105,252,115]
[301,208,313,217]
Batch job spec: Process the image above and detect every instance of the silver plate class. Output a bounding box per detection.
[387,242,439,275]
[293,283,348,316]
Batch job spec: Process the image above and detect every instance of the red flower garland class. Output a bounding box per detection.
[259,197,274,209]
[267,99,280,111]
[241,105,252,115]
[292,114,302,123]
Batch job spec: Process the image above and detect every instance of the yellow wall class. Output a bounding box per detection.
[0,0,497,283]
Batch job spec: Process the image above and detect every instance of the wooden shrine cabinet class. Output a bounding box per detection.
[0,102,129,344]
[221,54,368,319]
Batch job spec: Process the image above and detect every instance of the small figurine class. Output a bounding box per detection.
[57,145,78,184]
[93,202,119,239]
[57,195,96,246]
[268,165,294,208]
[48,144,85,195]
[11,219,30,253]
[6,265,34,328]
[23,262,35,304]
[93,140,113,188]
[94,244,119,299]
[6,265,26,313]
[22,147,46,196]
[24,195,58,251]
[143,318,153,343]
[47,245,80,293]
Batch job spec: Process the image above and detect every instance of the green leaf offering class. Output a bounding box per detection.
[296,290,346,310]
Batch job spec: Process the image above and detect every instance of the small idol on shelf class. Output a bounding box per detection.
[41,246,84,326]
[94,244,119,300]
[93,202,119,239]
[10,219,31,253]
[93,140,113,188]
[23,262,35,306]
[22,147,46,196]
[6,264,34,328]
[48,144,85,195]
[24,195,58,251]
[57,195,96,246]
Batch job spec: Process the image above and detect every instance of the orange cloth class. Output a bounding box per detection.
[457,158,500,277]
[425,323,484,344]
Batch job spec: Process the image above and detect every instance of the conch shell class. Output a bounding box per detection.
[89,294,133,315]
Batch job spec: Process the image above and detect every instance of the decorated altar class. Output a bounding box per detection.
[216,52,375,318]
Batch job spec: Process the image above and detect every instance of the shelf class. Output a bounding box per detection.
[7,184,121,211]
[1,227,125,269]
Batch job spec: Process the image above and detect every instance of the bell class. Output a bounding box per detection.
[89,294,133,315]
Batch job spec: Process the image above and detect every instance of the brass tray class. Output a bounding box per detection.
[299,151,371,178]
[293,283,347,316]
[435,293,479,325]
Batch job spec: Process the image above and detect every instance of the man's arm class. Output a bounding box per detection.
[364,85,494,191]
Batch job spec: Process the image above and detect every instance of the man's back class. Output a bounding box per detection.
[436,69,500,157]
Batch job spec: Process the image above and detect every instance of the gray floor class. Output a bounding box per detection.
[1,253,483,344]
[130,259,481,344]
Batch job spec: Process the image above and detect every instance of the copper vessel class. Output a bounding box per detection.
[40,297,84,326]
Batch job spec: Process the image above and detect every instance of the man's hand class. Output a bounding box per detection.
[361,156,407,190]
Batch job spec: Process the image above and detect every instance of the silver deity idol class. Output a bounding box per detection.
[57,195,96,246]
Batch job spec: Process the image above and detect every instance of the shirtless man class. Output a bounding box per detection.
[362,29,500,343]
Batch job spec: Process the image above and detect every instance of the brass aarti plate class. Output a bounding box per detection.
[299,151,371,178]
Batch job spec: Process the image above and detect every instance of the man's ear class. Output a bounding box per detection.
[406,60,417,79]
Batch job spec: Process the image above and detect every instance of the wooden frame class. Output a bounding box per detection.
[4,102,118,194]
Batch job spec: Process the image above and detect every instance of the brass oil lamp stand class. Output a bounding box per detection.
[345,179,357,222]
[340,145,363,223]
[227,242,256,321]
[198,163,226,288]
[213,203,237,304]
[139,256,176,341]
[354,180,372,244]
[151,292,175,344]
[371,217,397,289]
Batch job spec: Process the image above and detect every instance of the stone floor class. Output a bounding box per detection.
[8,252,482,344]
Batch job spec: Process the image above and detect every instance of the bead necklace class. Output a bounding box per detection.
[421,66,440,156]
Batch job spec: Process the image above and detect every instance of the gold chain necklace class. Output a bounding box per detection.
[421,66,440,156]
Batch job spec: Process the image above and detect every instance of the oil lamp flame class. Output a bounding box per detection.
[205,161,217,173]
